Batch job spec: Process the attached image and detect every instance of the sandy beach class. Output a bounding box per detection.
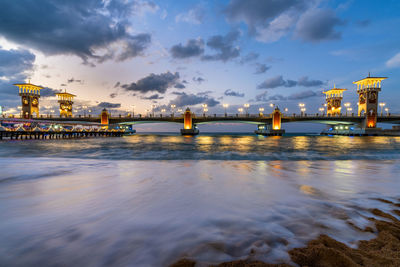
[172,198,400,267]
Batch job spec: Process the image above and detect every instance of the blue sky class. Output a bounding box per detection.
[1,0,400,128]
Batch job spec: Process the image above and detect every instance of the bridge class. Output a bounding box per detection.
[3,74,400,137]
[2,111,400,136]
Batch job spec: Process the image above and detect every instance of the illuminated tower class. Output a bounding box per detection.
[272,107,282,130]
[101,108,109,125]
[183,107,192,130]
[353,74,387,128]
[180,107,199,135]
[56,91,76,117]
[323,86,347,116]
[14,81,43,118]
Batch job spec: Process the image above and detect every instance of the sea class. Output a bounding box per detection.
[1,133,400,266]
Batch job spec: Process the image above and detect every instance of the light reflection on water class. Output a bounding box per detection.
[0,135,400,266]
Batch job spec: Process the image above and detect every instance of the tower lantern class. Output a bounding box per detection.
[272,106,282,130]
[14,81,43,118]
[323,85,347,116]
[353,74,387,128]
[56,91,76,117]
[183,107,193,130]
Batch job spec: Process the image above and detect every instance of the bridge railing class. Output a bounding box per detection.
[2,113,399,120]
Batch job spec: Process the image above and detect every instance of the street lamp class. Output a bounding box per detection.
[161,108,166,117]
[269,103,274,109]
[131,105,135,118]
[202,104,208,117]
[223,104,229,117]
[170,104,176,117]
[244,103,250,116]
[82,105,88,117]
[379,102,386,116]
[300,107,306,116]
[385,107,389,116]
[344,102,351,116]
[347,107,352,116]
[284,108,288,113]
[177,108,183,114]
[319,107,324,115]
[258,107,264,116]
[299,103,305,116]
[238,107,243,116]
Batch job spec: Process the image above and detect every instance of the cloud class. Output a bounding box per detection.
[0,47,35,101]
[192,76,205,84]
[356,19,371,28]
[175,6,205,25]
[224,0,343,43]
[240,52,259,64]
[0,0,152,65]
[257,75,324,89]
[254,63,270,74]
[141,94,164,100]
[67,78,84,84]
[40,87,62,97]
[97,102,121,108]
[224,89,245,97]
[386,52,400,68]
[297,76,324,87]
[294,8,343,42]
[255,90,318,102]
[120,71,180,94]
[0,48,35,80]
[170,39,204,59]
[202,31,240,62]
[287,90,318,100]
[174,83,186,89]
[169,92,219,107]
[257,75,287,89]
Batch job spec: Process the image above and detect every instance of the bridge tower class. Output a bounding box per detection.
[255,107,285,136]
[180,108,199,135]
[353,74,387,128]
[323,86,347,116]
[14,81,43,118]
[101,108,109,126]
[272,107,282,130]
[56,91,76,117]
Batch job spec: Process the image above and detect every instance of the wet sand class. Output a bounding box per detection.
[171,198,400,267]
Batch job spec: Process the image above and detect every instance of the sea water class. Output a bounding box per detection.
[1,134,400,266]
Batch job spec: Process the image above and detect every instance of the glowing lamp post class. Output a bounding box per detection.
[284,108,288,113]
[161,108,166,117]
[344,102,351,116]
[299,103,305,116]
[131,105,135,118]
[258,107,264,117]
[223,104,229,117]
[171,104,176,117]
[385,107,389,116]
[347,107,352,116]
[269,103,274,109]
[238,107,243,116]
[177,108,183,114]
[244,103,250,116]
[379,102,386,116]
[319,107,324,115]
[202,104,208,117]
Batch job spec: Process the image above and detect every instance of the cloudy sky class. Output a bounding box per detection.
[1,0,400,122]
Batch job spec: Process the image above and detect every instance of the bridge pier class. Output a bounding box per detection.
[255,107,285,136]
[180,108,199,135]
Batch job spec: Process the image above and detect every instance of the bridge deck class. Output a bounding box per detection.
[2,114,400,125]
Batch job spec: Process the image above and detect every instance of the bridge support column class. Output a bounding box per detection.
[255,107,285,136]
[180,108,199,135]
